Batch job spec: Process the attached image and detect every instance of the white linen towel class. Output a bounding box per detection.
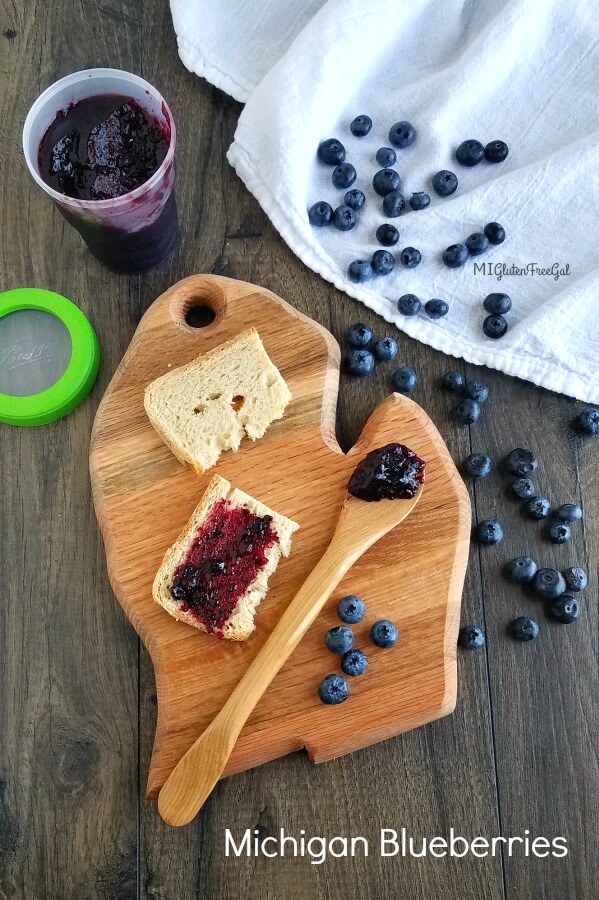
[170,0,599,402]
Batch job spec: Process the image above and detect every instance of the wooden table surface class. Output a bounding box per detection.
[0,4,597,898]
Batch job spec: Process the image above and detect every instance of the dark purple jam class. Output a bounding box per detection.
[38,94,169,200]
[170,499,279,635]
[348,443,426,502]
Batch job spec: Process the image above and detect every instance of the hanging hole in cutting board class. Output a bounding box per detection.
[185,305,216,328]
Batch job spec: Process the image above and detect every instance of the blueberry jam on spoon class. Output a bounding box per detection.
[348,443,425,502]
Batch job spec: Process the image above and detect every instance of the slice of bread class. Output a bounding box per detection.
[153,474,299,640]
[144,328,291,474]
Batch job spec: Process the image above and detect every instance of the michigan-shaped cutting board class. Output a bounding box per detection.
[90,275,470,798]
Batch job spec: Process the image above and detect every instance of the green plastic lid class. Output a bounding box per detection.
[0,288,100,426]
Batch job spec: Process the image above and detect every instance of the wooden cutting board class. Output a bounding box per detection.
[90,275,471,799]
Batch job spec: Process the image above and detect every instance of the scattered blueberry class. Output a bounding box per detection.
[464,380,489,403]
[523,496,551,519]
[347,322,373,348]
[348,259,374,283]
[388,121,415,148]
[533,568,566,600]
[548,521,571,544]
[397,294,421,316]
[475,519,504,546]
[332,163,357,189]
[376,146,396,167]
[465,233,490,256]
[425,298,449,319]
[484,140,509,163]
[400,246,421,268]
[484,292,512,314]
[458,625,486,650]
[441,370,464,392]
[508,616,539,642]
[484,222,505,244]
[546,595,580,625]
[332,204,356,231]
[376,223,400,246]
[373,336,398,361]
[345,349,375,377]
[371,250,395,276]
[350,115,372,137]
[325,625,354,654]
[318,138,346,165]
[383,189,406,217]
[562,566,587,593]
[456,139,485,167]
[511,477,535,500]
[505,448,538,477]
[463,453,492,478]
[505,555,538,583]
[554,503,582,523]
[344,189,366,211]
[432,170,458,197]
[442,243,469,268]
[573,408,599,435]
[392,365,418,393]
[483,314,508,339]
[341,648,368,676]
[337,595,366,624]
[455,398,481,425]
[318,673,350,704]
[308,201,333,227]
[370,620,399,648]
[409,191,431,211]
[373,168,401,196]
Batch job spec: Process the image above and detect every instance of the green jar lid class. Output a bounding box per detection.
[0,288,100,426]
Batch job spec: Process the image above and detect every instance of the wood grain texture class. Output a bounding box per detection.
[90,275,471,799]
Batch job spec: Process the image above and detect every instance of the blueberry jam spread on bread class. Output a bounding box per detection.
[348,443,425,501]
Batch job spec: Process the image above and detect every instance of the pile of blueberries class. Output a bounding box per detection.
[441,368,489,425]
[344,321,418,393]
[318,594,399,705]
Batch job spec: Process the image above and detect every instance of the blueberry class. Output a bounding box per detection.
[441,370,464,392]
[425,299,449,319]
[397,294,421,316]
[337,595,366,624]
[350,115,372,137]
[573,408,599,435]
[456,139,485,167]
[484,140,509,163]
[318,674,350,704]
[464,380,489,403]
[376,146,396,167]
[432,170,458,197]
[370,619,399,647]
[332,163,357,189]
[376,224,399,246]
[347,322,373,348]
[455,398,481,425]
[511,477,535,500]
[465,233,490,256]
[484,293,512,314]
[382,189,406,217]
[408,191,430,211]
[325,625,354,654]
[308,201,333,227]
[442,243,469,268]
[332,204,356,231]
[458,625,485,650]
[345,349,375,377]
[562,566,587,592]
[318,138,346,165]
[463,453,492,478]
[505,555,538,583]
[508,616,539,642]
[400,246,421,268]
[341,648,368,676]
[548,521,571,544]
[475,519,503,546]
[373,336,398,361]
[483,314,508,339]
[348,259,374,283]
[554,503,582,523]
[533,568,566,600]
[388,121,415,148]
[371,250,395,276]
[344,189,366,211]
[373,169,401,196]
[505,448,538,477]
[392,366,417,393]
[523,496,551,519]
[484,222,506,245]
[546,595,580,625]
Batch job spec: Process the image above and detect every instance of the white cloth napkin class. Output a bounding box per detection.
[170,0,599,403]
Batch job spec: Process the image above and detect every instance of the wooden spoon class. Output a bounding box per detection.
[158,485,423,826]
